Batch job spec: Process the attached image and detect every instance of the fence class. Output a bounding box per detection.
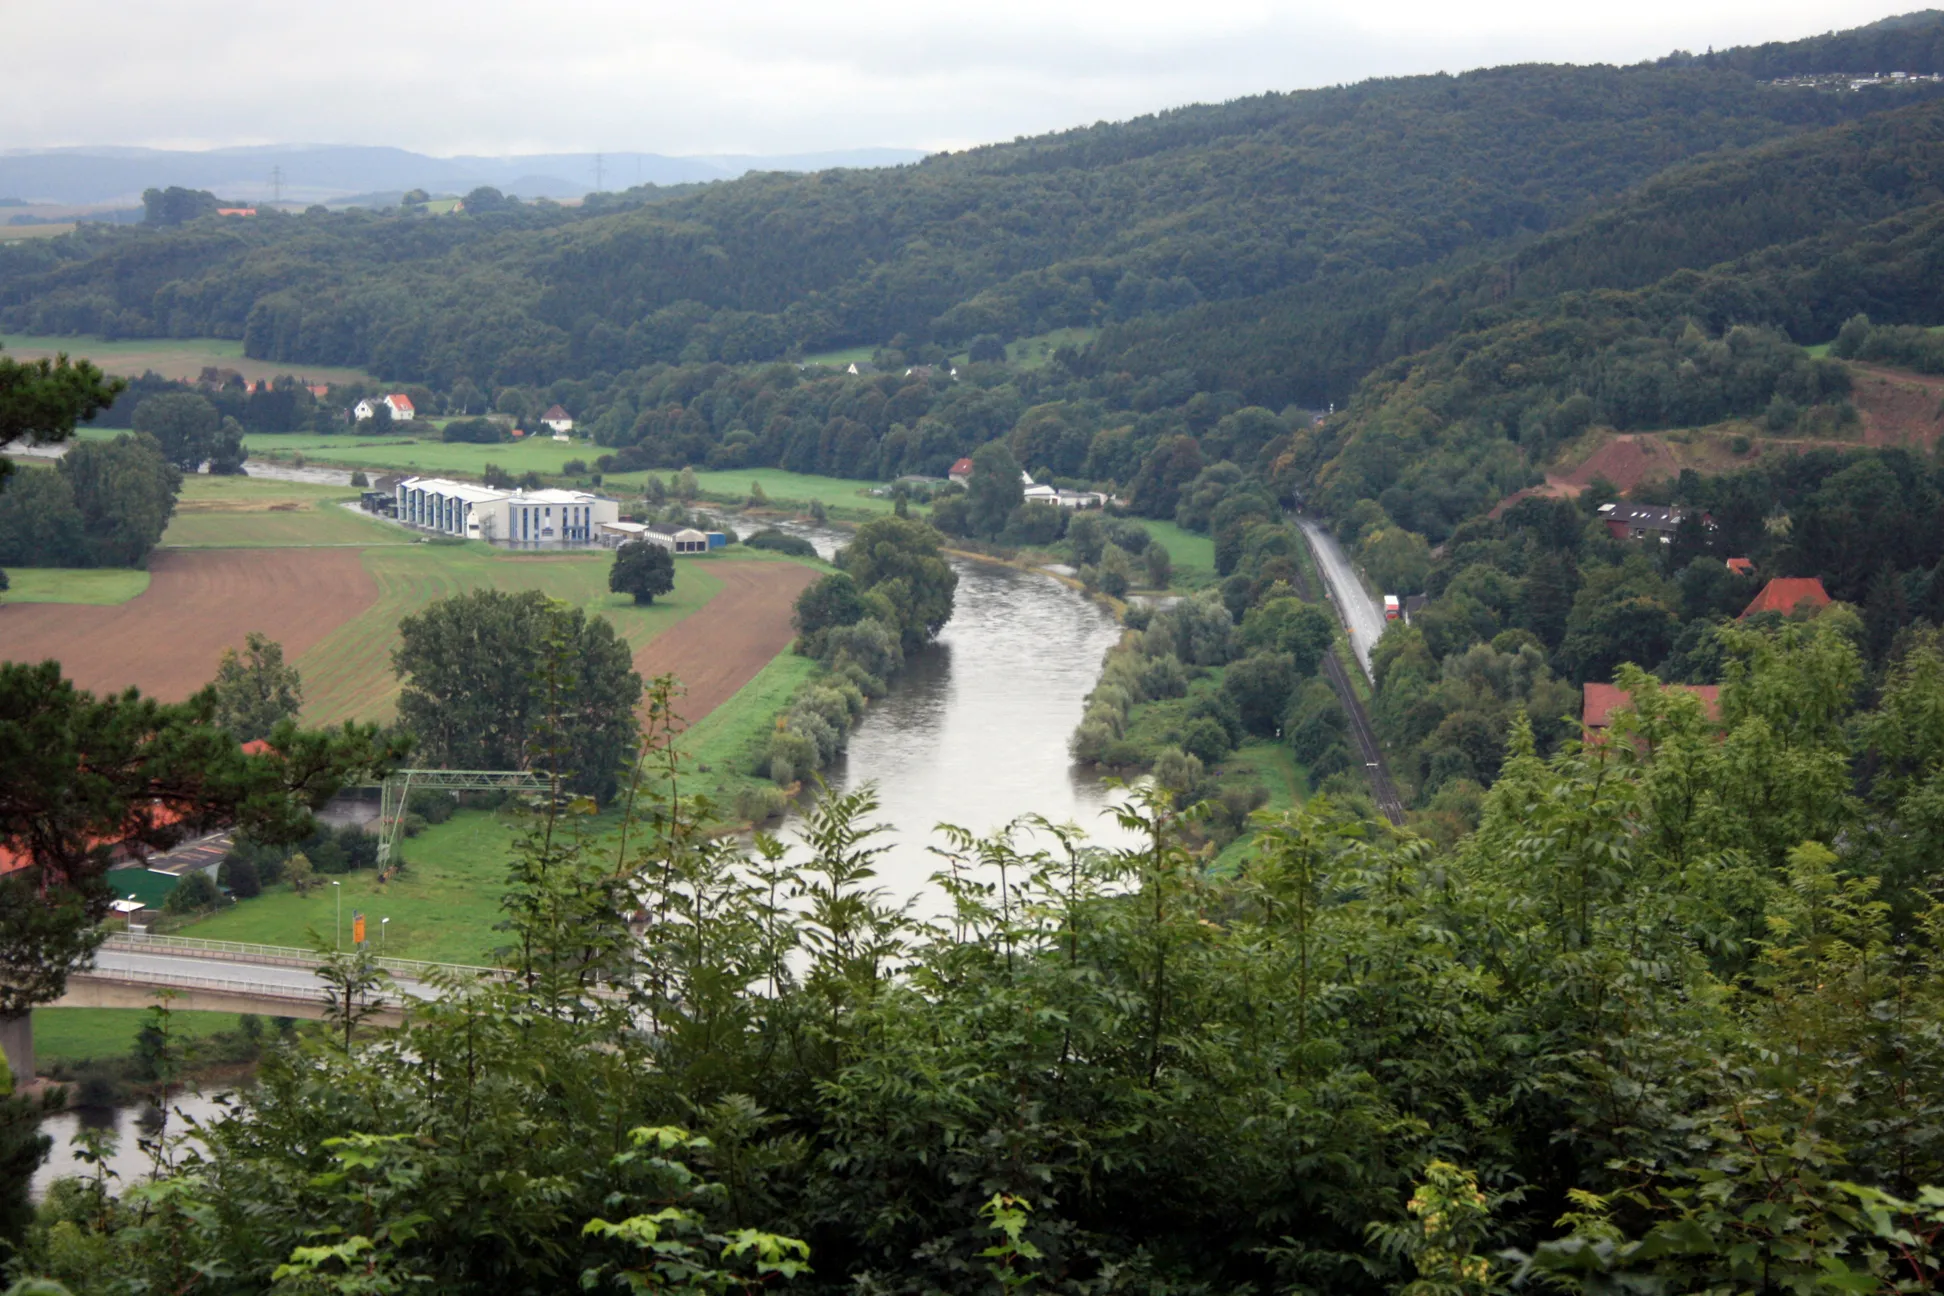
[102,931,505,983]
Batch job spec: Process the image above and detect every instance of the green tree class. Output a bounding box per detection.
[140,186,219,226]
[966,440,1024,539]
[794,571,868,639]
[0,349,123,493]
[1224,651,1297,736]
[836,516,958,651]
[59,433,180,567]
[210,632,304,742]
[131,393,229,472]
[610,540,676,605]
[392,589,642,800]
[1240,597,1336,676]
[1360,526,1433,594]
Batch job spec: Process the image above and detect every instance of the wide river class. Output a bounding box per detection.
[784,525,1142,908]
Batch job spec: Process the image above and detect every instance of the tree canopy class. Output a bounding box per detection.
[609,539,676,605]
[391,588,643,800]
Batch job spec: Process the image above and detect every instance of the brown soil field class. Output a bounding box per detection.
[0,549,377,700]
[634,560,820,724]
[1848,363,1944,447]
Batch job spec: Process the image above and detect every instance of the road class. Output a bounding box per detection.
[1298,519,1387,681]
[80,934,470,1008]
[1291,518,1407,826]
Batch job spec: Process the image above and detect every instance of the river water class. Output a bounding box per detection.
[774,523,1141,911]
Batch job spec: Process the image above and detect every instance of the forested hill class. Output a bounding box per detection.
[5,15,1944,404]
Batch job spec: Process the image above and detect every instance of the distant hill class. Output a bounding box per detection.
[0,144,929,206]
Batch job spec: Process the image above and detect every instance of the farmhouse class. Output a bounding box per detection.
[948,457,974,484]
[353,394,417,422]
[541,404,575,435]
[394,477,618,544]
[1595,502,1700,542]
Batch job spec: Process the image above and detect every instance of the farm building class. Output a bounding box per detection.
[541,404,575,435]
[1741,577,1832,619]
[394,477,618,545]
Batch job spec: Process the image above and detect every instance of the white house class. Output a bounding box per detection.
[395,477,618,544]
[354,394,416,422]
[541,404,574,436]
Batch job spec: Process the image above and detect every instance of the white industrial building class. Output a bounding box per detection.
[394,477,619,545]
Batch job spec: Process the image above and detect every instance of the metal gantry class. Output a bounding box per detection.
[376,769,556,874]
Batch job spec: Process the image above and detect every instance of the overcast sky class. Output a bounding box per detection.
[1,0,1918,156]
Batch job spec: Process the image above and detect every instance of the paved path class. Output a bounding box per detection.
[1298,519,1386,681]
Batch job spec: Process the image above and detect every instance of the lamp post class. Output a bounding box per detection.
[332,880,342,950]
[380,916,389,956]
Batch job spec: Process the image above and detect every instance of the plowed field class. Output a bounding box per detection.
[0,549,378,700]
[634,559,820,724]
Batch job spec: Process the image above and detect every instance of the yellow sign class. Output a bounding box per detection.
[353,913,366,945]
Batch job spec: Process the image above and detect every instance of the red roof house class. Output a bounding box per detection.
[1726,557,1756,576]
[1582,682,1722,730]
[948,457,975,483]
[1740,577,1831,620]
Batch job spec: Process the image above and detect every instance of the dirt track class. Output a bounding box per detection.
[632,560,820,725]
[0,549,379,701]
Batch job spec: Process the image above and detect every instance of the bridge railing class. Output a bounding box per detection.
[104,931,506,983]
[75,965,338,1005]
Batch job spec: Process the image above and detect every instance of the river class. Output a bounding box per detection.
[776,524,1142,910]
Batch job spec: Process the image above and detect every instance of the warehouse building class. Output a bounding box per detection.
[394,477,619,546]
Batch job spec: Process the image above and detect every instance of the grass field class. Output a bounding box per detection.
[1137,520,1216,580]
[300,545,725,723]
[0,223,76,243]
[34,1007,244,1064]
[239,431,596,478]
[165,497,409,548]
[0,334,372,386]
[1,568,150,605]
[690,467,898,516]
[182,809,522,964]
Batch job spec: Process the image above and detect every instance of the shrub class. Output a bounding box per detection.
[1180,716,1234,764]
[1136,652,1189,701]
[733,783,789,824]
[163,871,223,914]
[1150,746,1205,799]
[350,470,369,487]
[219,853,262,899]
[406,789,456,825]
[561,458,588,475]
[745,527,817,557]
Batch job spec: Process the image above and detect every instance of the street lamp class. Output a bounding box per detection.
[380,916,389,956]
[332,880,342,950]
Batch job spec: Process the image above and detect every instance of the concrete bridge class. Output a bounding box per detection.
[1,933,504,1082]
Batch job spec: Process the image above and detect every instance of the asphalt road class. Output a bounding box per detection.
[1298,519,1386,680]
[89,947,440,1003]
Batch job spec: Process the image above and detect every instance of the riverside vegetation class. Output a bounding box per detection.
[10,640,1944,1292]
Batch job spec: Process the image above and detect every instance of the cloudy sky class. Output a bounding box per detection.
[2,0,1916,156]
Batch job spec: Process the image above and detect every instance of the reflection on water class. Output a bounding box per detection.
[31,1091,228,1202]
[823,551,1141,910]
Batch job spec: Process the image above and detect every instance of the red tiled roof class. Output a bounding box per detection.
[1582,682,1722,729]
[1726,557,1755,576]
[1741,577,1831,619]
[542,404,570,420]
[386,393,415,412]
[949,457,974,476]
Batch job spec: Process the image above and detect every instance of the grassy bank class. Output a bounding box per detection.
[34,1008,245,1066]
[181,809,521,965]
[678,649,823,807]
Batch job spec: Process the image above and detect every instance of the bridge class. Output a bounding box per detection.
[1,933,506,1083]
